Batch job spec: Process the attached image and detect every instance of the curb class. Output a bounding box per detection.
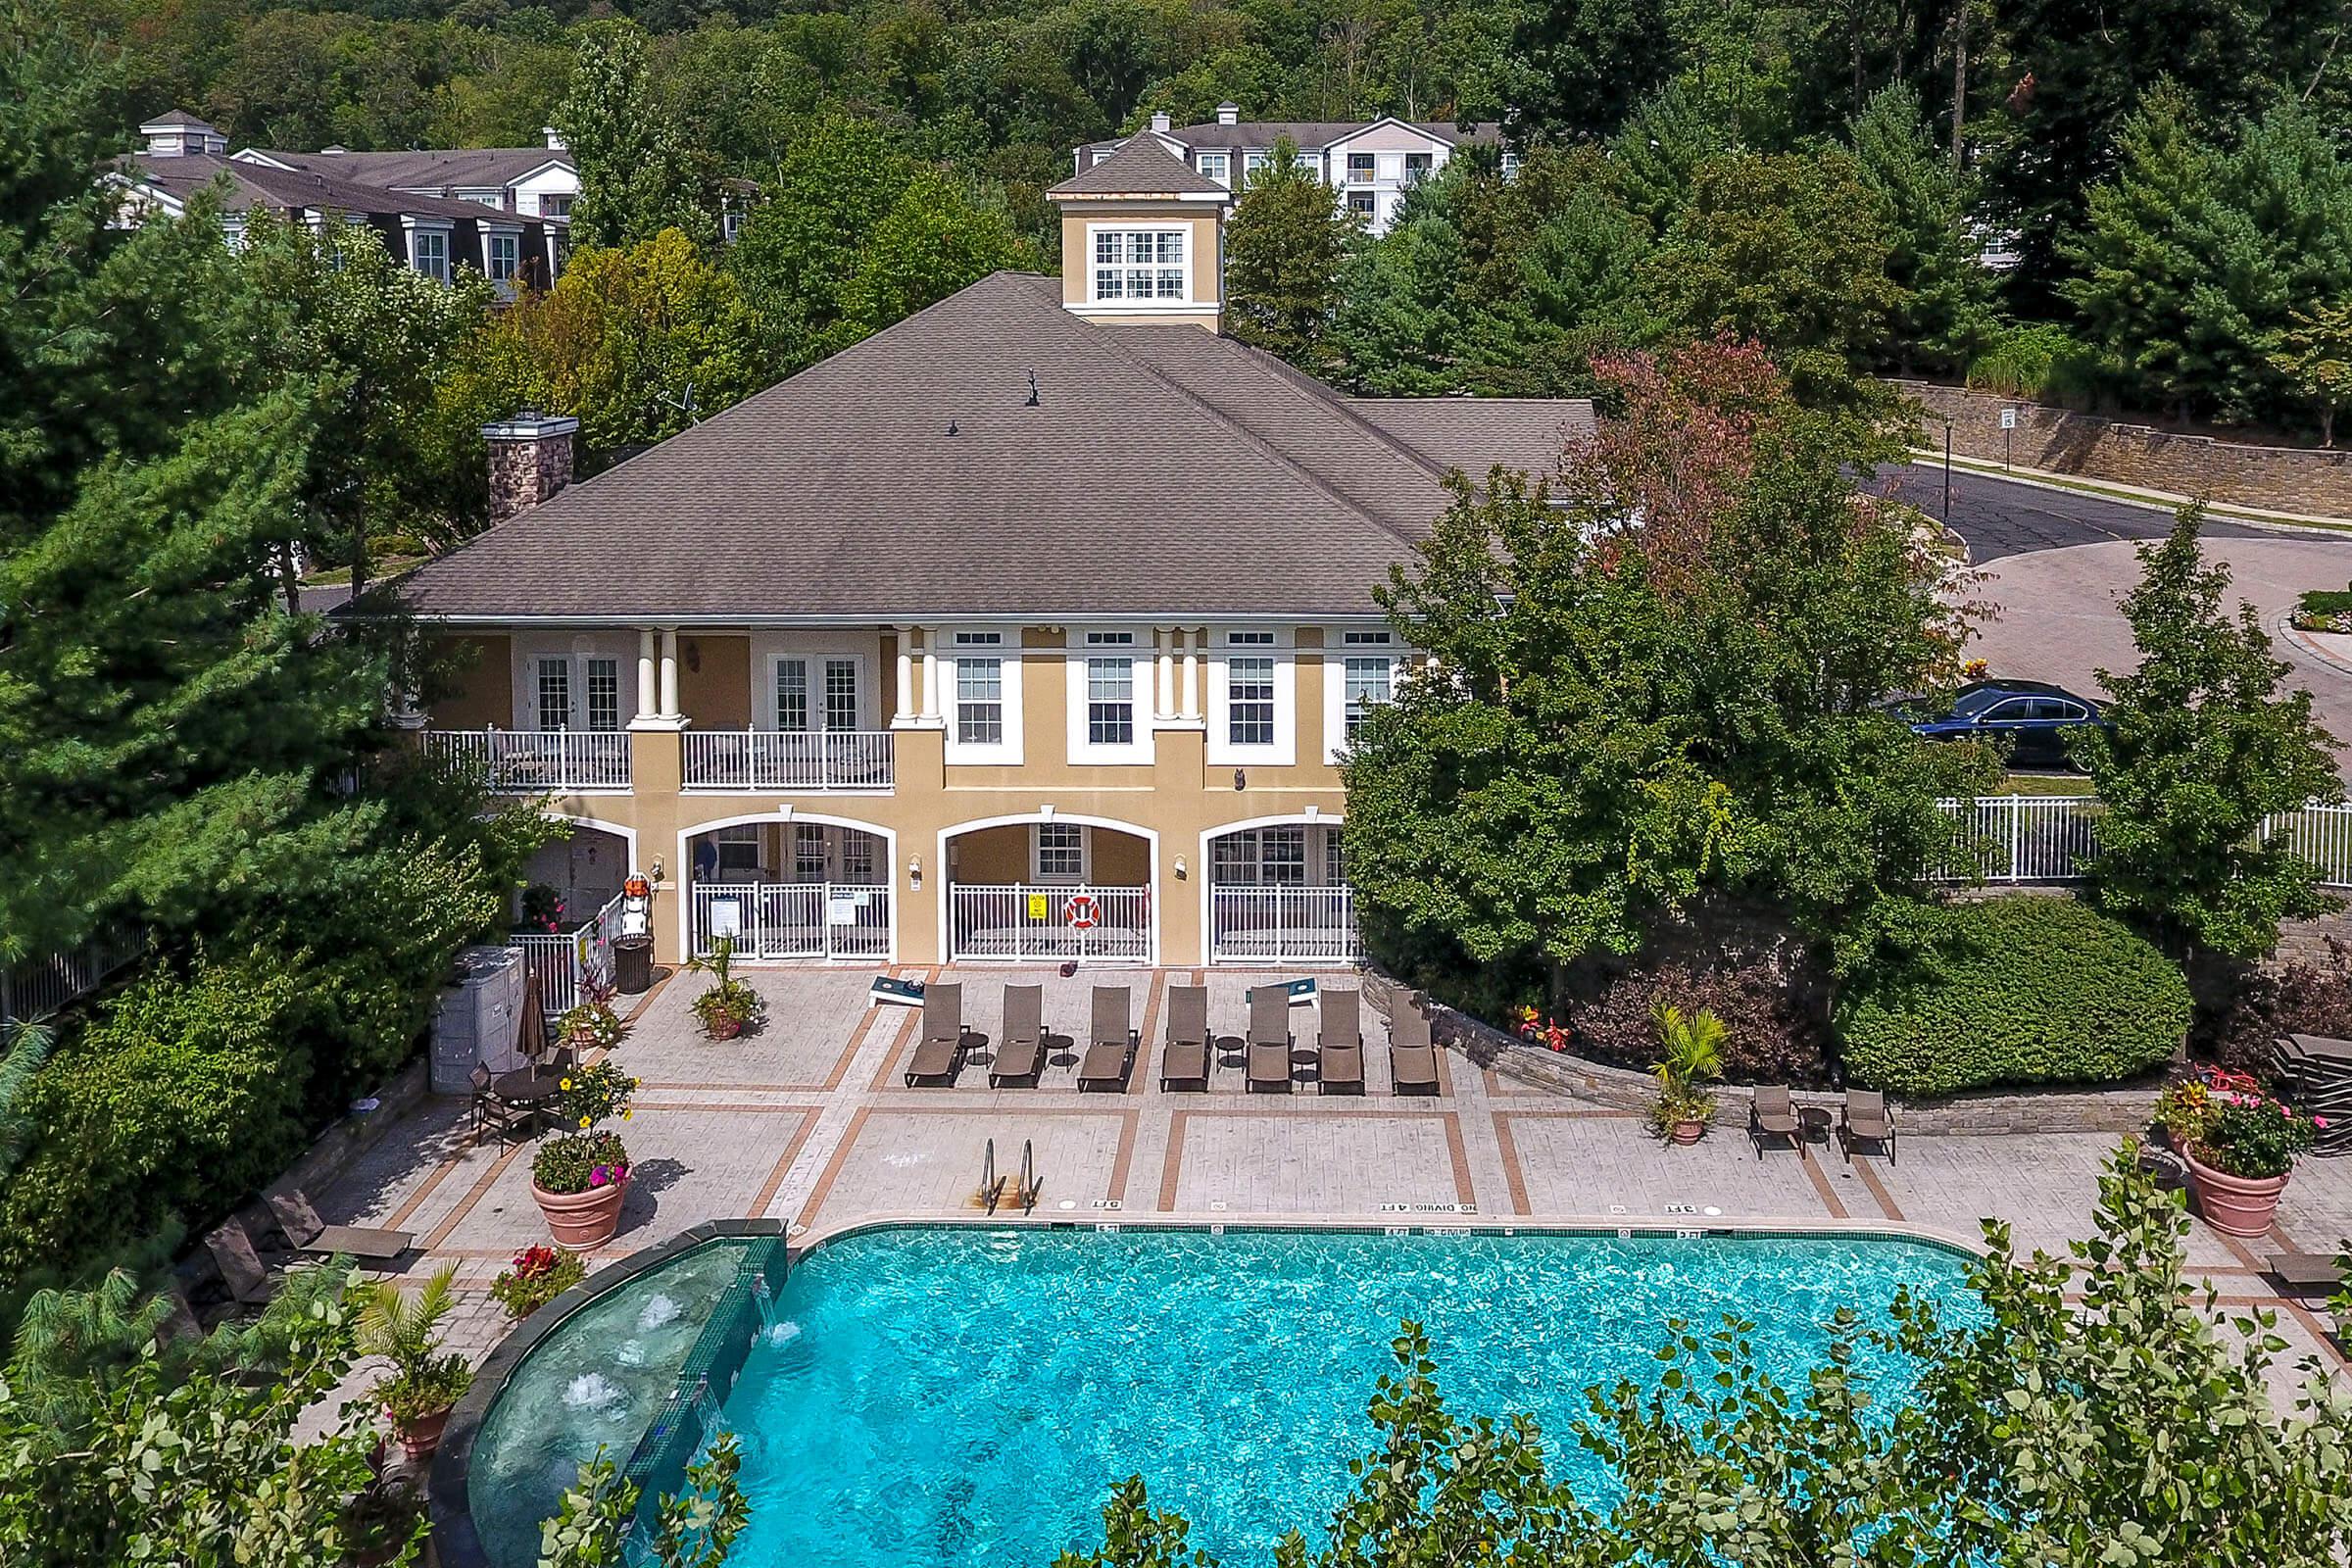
[1904,453,2352,534]
[2279,613,2352,679]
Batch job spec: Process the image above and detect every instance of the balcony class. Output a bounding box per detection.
[682,729,896,793]
[421,728,631,793]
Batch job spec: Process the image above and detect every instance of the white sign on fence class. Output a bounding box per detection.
[1999,408,2018,429]
[710,898,742,939]
[827,892,859,925]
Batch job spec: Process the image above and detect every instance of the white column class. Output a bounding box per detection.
[1154,628,1175,719]
[1181,629,1202,720]
[658,628,681,718]
[893,626,914,723]
[920,625,944,720]
[635,629,658,722]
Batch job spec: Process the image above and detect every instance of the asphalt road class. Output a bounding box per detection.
[1869,461,2264,563]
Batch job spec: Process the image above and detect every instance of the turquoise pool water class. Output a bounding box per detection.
[710,1226,1977,1567]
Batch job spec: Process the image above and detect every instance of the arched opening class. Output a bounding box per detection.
[682,813,894,961]
[1202,816,1357,965]
[514,819,635,934]
[941,814,1155,963]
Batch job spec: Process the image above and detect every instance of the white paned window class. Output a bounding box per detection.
[1092,229,1186,302]
[1032,822,1086,882]
[1348,190,1375,218]
[1343,658,1393,741]
[1198,151,1230,186]
[410,227,450,282]
[1243,150,1270,179]
[840,833,876,884]
[1085,631,1135,746]
[1324,830,1346,885]
[713,824,760,874]
[1347,152,1376,180]
[585,658,620,731]
[1228,655,1275,746]
[794,822,827,882]
[485,229,519,280]
[1211,827,1305,886]
[1209,628,1293,764]
[823,659,858,731]
[774,660,809,731]
[534,658,571,731]
[1403,152,1432,183]
[955,633,1003,745]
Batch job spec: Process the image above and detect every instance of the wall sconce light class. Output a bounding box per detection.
[1233,768,1247,791]
[650,857,666,884]
[1174,855,1188,879]
[908,857,922,890]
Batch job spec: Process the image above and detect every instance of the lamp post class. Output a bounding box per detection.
[1943,419,1953,522]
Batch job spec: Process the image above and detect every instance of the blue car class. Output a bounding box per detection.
[1900,680,2105,770]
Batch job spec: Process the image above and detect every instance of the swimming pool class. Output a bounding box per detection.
[461,1223,1978,1568]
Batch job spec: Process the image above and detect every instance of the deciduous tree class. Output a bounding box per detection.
[1222,139,1354,371]
[555,23,716,251]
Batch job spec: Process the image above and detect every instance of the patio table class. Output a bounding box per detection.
[494,1067,564,1133]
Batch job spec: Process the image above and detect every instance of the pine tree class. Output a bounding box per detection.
[1850,83,1994,374]
[1222,139,1355,372]
[1509,0,1680,141]
[1328,213,1474,395]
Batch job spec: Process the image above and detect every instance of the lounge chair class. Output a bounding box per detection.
[1317,990,1364,1095]
[1078,986,1136,1091]
[1748,1086,1801,1158]
[904,982,968,1086]
[990,984,1046,1087]
[1246,987,1293,1094]
[470,1061,537,1144]
[1388,997,1440,1096]
[265,1188,415,1263]
[1838,1089,1896,1164]
[1158,984,1210,1091]
[2265,1251,2343,1294]
[205,1219,278,1308]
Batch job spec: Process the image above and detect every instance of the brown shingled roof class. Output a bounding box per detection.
[398,271,1591,623]
[245,146,571,193]
[1048,133,1228,199]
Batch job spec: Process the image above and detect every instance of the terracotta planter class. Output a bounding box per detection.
[704,1014,744,1042]
[2183,1150,2290,1238]
[396,1406,451,1467]
[533,1175,628,1248]
[1670,1119,1706,1146]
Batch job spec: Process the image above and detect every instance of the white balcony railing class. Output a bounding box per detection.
[1208,885,1359,965]
[949,884,1151,963]
[690,882,892,960]
[681,730,895,793]
[423,728,631,793]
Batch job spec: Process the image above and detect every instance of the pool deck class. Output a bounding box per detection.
[318,964,2352,1391]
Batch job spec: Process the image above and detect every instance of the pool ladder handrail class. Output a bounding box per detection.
[980,1137,1007,1214]
[1007,1139,1039,1214]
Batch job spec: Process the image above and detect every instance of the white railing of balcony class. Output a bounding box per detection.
[680,730,896,793]
[1208,886,1359,965]
[689,882,893,960]
[948,885,1152,962]
[423,728,631,793]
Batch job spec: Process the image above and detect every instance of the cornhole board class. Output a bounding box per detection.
[870,975,925,1009]
[1245,977,1319,1008]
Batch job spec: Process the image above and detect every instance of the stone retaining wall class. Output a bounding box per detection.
[277,1057,430,1199]
[1891,379,2352,519]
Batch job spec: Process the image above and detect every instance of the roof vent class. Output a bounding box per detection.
[1216,102,1240,125]
[947,419,959,436]
[1150,111,1171,133]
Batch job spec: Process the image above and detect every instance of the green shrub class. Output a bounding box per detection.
[0,954,309,1285]
[1835,897,2188,1096]
[1965,323,2105,405]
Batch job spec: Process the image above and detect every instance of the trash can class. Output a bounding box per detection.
[613,936,654,996]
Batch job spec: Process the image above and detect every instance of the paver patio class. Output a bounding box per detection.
[317,965,2352,1381]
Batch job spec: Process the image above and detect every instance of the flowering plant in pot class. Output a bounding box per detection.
[687,937,764,1041]
[530,1061,638,1248]
[491,1244,589,1320]
[558,973,627,1054]
[356,1265,472,1465]
[2164,1067,2324,1237]
[1647,1002,1725,1146]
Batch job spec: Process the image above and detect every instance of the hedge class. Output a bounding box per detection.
[1835,897,2189,1097]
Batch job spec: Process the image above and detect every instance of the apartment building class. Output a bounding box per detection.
[118,111,568,291]
[1074,104,1508,235]
[399,131,1592,968]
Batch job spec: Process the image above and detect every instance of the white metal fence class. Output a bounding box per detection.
[1208,886,1360,964]
[424,728,631,793]
[513,892,627,1020]
[690,882,893,960]
[681,730,895,792]
[949,884,1152,962]
[0,926,144,1025]
[1935,796,2352,886]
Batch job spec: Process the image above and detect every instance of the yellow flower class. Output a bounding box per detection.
[621,1109,632,1120]
[561,1078,572,1091]
[578,1115,592,1128]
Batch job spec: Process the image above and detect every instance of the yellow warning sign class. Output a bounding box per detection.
[1026,893,1049,920]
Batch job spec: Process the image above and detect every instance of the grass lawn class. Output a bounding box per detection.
[2000,771,2096,797]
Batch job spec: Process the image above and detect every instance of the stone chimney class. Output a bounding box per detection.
[481,412,578,520]
[1151,111,1171,133]
[1216,102,1240,126]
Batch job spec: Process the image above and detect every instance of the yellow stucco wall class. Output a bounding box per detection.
[430,635,513,728]
[679,635,750,728]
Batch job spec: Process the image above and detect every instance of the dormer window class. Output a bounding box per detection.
[1092,228,1186,302]
[1197,152,1230,187]
[403,218,454,283]
[484,229,519,281]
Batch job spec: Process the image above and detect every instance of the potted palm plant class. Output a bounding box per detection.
[1648,1002,1726,1146]
[530,1060,639,1247]
[687,936,764,1041]
[357,1265,472,1465]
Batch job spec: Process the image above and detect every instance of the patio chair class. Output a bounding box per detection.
[905,982,968,1086]
[1159,984,1210,1092]
[989,984,1046,1088]
[1246,987,1293,1094]
[1388,997,1441,1096]
[1317,990,1364,1095]
[265,1187,416,1263]
[1078,986,1136,1091]
[1748,1086,1802,1158]
[1838,1089,1897,1164]
[470,1061,538,1145]
[205,1218,279,1309]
